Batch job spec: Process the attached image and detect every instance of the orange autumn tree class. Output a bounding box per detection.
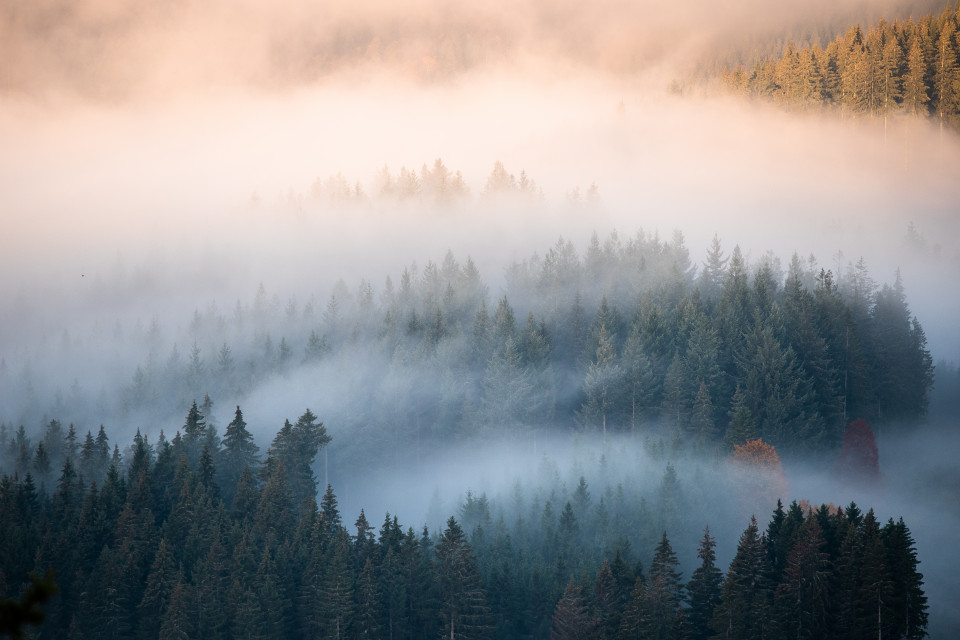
[730,438,789,519]
[732,438,783,469]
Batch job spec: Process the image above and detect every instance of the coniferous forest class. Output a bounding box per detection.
[720,4,960,132]
[4,0,960,638]
[0,223,939,638]
[0,417,931,640]
[0,228,936,473]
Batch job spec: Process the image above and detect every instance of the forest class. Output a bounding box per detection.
[3,0,958,637]
[720,4,960,131]
[0,405,928,639]
[0,227,936,478]
[0,223,939,638]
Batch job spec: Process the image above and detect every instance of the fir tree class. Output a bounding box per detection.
[435,517,492,640]
[549,580,596,640]
[687,527,723,640]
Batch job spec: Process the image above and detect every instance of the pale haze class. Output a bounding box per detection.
[2,0,959,634]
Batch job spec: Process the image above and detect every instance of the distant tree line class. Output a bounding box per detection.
[0,412,927,639]
[721,4,960,132]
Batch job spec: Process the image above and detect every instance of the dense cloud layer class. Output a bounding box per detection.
[0,0,946,100]
[2,76,958,361]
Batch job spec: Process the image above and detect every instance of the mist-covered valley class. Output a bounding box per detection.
[3,0,960,637]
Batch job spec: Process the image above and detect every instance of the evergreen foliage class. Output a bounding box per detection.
[0,231,935,479]
[0,414,930,638]
[720,5,960,131]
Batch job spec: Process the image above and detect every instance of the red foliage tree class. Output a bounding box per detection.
[835,418,880,482]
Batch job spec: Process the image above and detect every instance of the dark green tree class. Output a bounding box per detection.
[687,527,722,640]
[880,517,928,640]
[220,406,259,507]
[712,516,769,640]
[435,517,492,640]
[549,580,596,640]
[642,532,684,640]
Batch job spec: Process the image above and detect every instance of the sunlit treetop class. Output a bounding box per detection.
[731,438,782,471]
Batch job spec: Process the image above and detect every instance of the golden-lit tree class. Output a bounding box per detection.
[730,439,789,520]
[732,438,782,470]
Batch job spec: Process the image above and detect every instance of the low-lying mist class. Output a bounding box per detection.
[327,425,960,636]
[3,0,960,634]
[3,75,958,356]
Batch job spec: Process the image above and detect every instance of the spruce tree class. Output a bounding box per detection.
[880,517,928,639]
[772,516,830,639]
[435,517,492,640]
[549,580,596,640]
[712,516,769,640]
[643,532,684,640]
[687,527,722,640]
[220,406,259,506]
[904,31,931,115]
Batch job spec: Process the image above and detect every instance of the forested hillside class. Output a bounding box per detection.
[0,229,934,478]
[720,4,960,131]
[0,226,937,637]
[0,409,928,639]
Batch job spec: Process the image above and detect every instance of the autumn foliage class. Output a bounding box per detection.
[732,438,783,471]
[730,439,789,517]
[835,418,880,483]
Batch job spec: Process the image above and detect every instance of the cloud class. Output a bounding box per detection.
[1,0,947,101]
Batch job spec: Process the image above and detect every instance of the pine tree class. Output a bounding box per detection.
[687,527,723,640]
[833,515,864,638]
[723,385,757,452]
[739,324,822,451]
[933,20,960,132]
[620,321,658,432]
[181,401,206,467]
[549,580,596,640]
[688,381,717,452]
[435,517,493,640]
[354,509,377,568]
[264,410,330,511]
[643,532,684,640]
[660,353,688,430]
[699,235,728,302]
[193,527,231,640]
[594,560,621,640]
[579,324,622,436]
[856,510,893,640]
[772,516,830,639]
[880,517,928,639]
[871,273,933,424]
[158,576,194,640]
[137,537,177,640]
[379,545,409,640]
[354,557,382,638]
[904,30,931,115]
[220,406,259,507]
[320,483,342,536]
[712,516,769,640]
[618,576,647,640]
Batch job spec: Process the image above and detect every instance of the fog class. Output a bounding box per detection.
[325,425,960,636]
[3,77,958,359]
[2,0,960,634]
[1,0,945,100]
